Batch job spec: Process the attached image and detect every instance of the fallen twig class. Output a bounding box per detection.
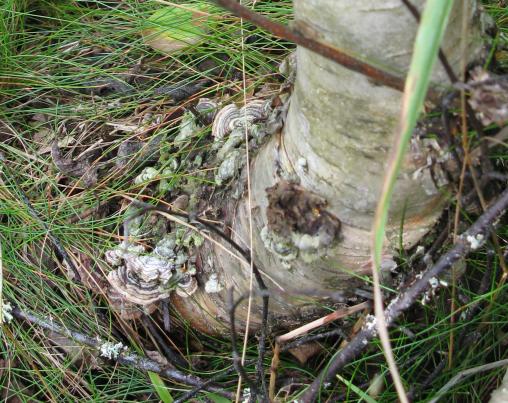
[301,186,508,402]
[280,327,347,353]
[10,306,234,399]
[269,303,368,400]
[408,248,498,401]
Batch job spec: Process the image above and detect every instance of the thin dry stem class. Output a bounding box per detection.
[276,302,370,344]
[269,343,280,401]
[450,3,471,368]
[235,4,257,400]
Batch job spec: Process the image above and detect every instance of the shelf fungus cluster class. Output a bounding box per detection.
[105,211,203,319]
[211,99,271,186]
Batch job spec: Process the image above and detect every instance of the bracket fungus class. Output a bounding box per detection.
[212,99,271,185]
[176,98,219,143]
[211,99,269,141]
[106,247,176,305]
[195,98,219,125]
[105,211,203,315]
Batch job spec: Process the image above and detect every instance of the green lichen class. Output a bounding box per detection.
[260,226,297,268]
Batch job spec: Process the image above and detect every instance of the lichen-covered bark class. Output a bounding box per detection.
[174,0,486,333]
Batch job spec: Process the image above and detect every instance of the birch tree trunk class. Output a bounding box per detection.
[173,0,486,334]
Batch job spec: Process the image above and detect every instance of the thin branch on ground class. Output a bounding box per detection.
[301,186,508,402]
[408,249,497,400]
[10,306,234,399]
[280,327,348,353]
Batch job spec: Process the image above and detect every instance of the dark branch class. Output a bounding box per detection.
[408,248,497,400]
[18,189,81,281]
[227,288,259,398]
[301,186,508,402]
[11,306,234,399]
[212,0,409,94]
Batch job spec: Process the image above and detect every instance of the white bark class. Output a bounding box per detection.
[174,0,486,333]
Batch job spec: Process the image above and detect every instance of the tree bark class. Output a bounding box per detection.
[173,0,486,334]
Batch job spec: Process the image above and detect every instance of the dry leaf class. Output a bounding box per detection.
[287,342,322,365]
[51,141,98,186]
[142,5,218,54]
[467,67,508,126]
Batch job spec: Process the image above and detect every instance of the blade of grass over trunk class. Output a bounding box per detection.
[370,2,454,402]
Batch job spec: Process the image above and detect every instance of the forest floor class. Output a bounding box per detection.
[1,1,508,402]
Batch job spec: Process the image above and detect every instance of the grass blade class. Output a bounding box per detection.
[336,374,379,403]
[148,371,174,403]
[370,1,454,402]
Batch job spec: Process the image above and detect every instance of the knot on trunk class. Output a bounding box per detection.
[264,181,341,260]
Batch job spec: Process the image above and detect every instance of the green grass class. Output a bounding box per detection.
[0,0,292,400]
[1,1,507,402]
